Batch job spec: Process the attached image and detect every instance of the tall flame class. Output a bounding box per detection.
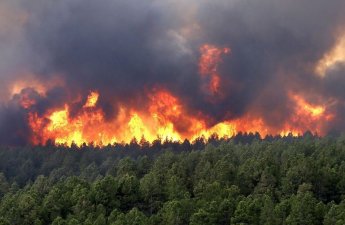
[199,44,230,95]
[83,91,99,108]
[7,44,335,146]
[23,89,332,146]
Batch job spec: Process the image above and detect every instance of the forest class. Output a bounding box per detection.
[1,133,345,225]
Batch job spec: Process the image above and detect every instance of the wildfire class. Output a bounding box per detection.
[281,93,332,136]
[83,91,99,108]
[199,44,230,95]
[292,94,325,117]
[22,88,332,146]
[316,34,345,76]
[6,44,335,146]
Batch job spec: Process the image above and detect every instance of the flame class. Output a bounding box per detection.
[199,44,230,94]
[292,94,325,117]
[83,91,99,108]
[209,75,221,94]
[10,44,335,146]
[47,107,69,131]
[28,90,188,146]
[316,34,345,76]
[27,90,236,146]
[24,88,333,146]
[282,93,333,136]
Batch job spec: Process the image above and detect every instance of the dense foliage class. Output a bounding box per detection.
[1,134,345,225]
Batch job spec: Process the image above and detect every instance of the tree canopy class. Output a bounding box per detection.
[1,134,345,224]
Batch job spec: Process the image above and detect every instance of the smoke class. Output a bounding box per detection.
[1,0,345,144]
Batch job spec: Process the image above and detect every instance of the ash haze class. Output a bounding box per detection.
[1,0,345,145]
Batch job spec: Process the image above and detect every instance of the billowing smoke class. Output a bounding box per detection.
[1,0,345,145]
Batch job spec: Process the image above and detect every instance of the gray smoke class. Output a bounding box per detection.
[1,0,345,145]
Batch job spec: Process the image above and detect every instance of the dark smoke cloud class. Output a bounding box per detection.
[1,0,345,144]
[0,103,30,146]
[196,0,345,124]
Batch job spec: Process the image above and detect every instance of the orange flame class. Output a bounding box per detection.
[280,93,333,136]
[199,44,230,94]
[8,44,335,146]
[292,94,325,118]
[83,91,99,108]
[24,89,333,146]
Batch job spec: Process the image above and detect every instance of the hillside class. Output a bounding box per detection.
[1,135,345,224]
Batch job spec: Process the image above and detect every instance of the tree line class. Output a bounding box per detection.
[1,133,345,224]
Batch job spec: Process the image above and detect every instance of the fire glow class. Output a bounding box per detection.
[316,34,345,76]
[9,44,334,146]
[1,0,344,147]
[23,88,330,146]
[199,44,230,95]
